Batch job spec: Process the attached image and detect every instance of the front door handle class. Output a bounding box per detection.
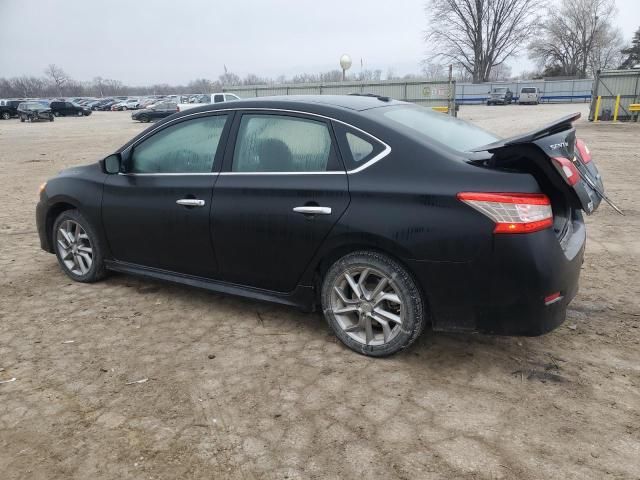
[176,199,205,207]
[293,206,332,215]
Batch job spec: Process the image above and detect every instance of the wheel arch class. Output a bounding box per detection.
[308,236,430,319]
[44,200,79,253]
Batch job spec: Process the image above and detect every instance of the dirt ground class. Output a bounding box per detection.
[0,103,638,480]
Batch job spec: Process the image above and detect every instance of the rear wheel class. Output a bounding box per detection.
[122,106,128,111]
[139,114,150,123]
[53,210,107,283]
[20,115,25,122]
[1,112,10,120]
[321,251,426,357]
[53,111,60,117]
[77,111,83,117]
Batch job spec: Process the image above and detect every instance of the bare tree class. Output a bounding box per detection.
[44,64,69,96]
[424,0,540,83]
[420,62,446,80]
[589,25,624,73]
[187,78,213,93]
[529,0,619,77]
[488,63,512,81]
[218,69,241,86]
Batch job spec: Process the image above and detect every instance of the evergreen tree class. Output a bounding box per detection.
[620,27,640,69]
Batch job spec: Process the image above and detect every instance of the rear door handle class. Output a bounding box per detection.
[176,199,205,207]
[293,206,332,215]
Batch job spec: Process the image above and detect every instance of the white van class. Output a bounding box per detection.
[518,87,541,105]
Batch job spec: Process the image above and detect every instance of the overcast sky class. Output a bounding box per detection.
[0,0,639,85]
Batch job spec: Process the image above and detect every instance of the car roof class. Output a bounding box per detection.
[178,95,408,120]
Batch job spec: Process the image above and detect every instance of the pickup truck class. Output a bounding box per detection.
[177,93,240,112]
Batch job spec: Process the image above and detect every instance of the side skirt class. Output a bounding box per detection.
[104,260,316,311]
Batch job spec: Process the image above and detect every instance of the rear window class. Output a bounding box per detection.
[493,88,507,93]
[521,88,536,93]
[380,106,498,152]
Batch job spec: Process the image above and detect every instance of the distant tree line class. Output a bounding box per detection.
[0,64,397,99]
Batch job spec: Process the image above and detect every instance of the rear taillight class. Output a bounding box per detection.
[176,106,180,112]
[575,138,591,163]
[551,156,580,186]
[457,192,553,234]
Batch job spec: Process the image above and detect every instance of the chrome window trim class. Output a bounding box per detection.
[127,107,391,176]
[118,172,218,176]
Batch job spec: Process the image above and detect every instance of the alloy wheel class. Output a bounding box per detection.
[56,220,93,276]
[331,267,404,346]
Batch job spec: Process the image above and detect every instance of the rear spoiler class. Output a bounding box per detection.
[472,113,581,152]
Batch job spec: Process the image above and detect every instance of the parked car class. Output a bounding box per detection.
[519,87,541,105]
[96,100,119,111]
[49,101,92,117]
[111,99,140,111]
[35,95,611,357]
[87,99,112,110]
[131,101,178,122]
[487,87,513,105]
[0,99,22,119]
[177,93,240,112]
[17,101,54,122]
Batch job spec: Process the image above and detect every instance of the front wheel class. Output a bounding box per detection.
[53,210,107,283]
[122,106,128,111]
[77,111,83,117]
[20,115,25,122]
[321,251,426,357]
[53,111,60,117]
[1,112,10,120]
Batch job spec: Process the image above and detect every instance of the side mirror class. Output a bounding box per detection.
[103,153,121,174]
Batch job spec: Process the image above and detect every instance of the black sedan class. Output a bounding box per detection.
[35,95,608,356]
[18,102,55,122]
[131,101,178,122]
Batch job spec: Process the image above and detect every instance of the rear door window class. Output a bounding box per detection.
[232,114,337,172]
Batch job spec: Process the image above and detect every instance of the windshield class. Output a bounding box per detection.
[380,105,499,152]
[21,102,44,109]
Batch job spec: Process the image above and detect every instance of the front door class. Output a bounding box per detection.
[102,113,232,278]
[212,112,350,292]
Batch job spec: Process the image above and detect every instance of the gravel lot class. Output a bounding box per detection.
[0,103,638,479]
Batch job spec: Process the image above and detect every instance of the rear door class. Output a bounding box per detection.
[211,111,350,292]
[102,113,232,278]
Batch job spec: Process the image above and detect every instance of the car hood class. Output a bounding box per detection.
[57,162,103,179]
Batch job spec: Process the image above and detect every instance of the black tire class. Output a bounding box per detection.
[49,115,54,122]
[53,111,60,117]
[1,112,10,120]
[20,116,25,122]
[77,111,83,117]
[52,209,107,283]
[139,115,150,123]
[321,250,426,357]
